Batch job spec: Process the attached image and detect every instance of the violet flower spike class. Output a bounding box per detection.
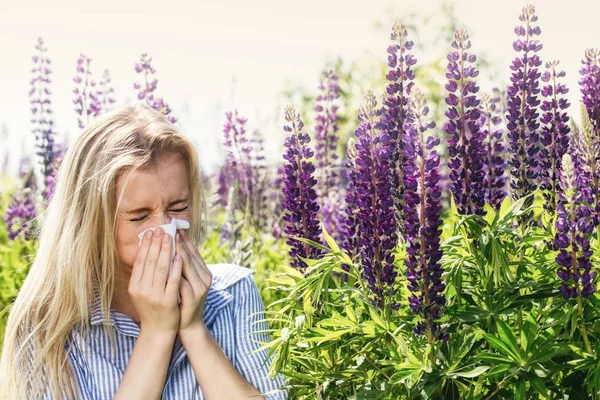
[555,154,596,299]
[381,22,417,236]
[281,106,323,272]
[579,49,600,134]
[444,28,485,216]
[479,92,508,210]
[222,110,253,199]
[133,53,177,124]
[342,137,360,269]
[353,91,398,309]
[506,5,543,208]
[539,61,571,214]
[402,88,446,342]
[574,104,600,214]
[73,54,101,129]
[30,37,57,192]
[5,188,37,241]
[98,69,117,113]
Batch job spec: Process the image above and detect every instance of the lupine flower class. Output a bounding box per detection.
[98,69,116,113]
[216,163,230,207]
[29,38,57,186]
[579,49,600,133]
[42,142,67,203]
[402,88,446,341]
[342,138,360,269]
[539,61,571,214]
[353,91,397,309]
[445,28,485,216]
[1,125,9,175]
[314,70,341,196]
[555,154,596,299]
[73,54,101,129]
[314,70,343,241]
[222,110,252,198]
[270,165,286,240]
[381,22,417,235]
[5,188,37,241]
[506,5,543,205]
[479,92,507,210]
[249,129,269,230]
[133,54,177,124]
[574,104,600,214]
[281,106,323,271]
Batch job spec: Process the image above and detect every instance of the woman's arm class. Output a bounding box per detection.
[114,331,176,400]
[180,325,263,399]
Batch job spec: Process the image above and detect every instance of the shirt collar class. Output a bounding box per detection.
[90,270,239,337]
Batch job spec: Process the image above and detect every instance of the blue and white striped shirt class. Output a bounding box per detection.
[66,264,288,399]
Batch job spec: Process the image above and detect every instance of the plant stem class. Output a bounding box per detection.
[576,294,592,353]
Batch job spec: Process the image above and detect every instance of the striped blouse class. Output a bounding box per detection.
[66,263,288,399]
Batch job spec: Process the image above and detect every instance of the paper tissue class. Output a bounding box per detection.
[137,217,190,277]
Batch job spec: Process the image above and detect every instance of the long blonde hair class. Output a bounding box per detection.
[0,104,206,399]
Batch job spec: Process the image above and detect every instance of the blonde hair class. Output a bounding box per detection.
[0,104,206,399]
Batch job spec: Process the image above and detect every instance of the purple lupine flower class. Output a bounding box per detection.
[216,163,230,207]
[445,28,485,216]
[342,138,360,267]
[271,164,286,240]
[555,154,596,299]
[353,91,398,309]
[249,129,269,230]
[479,92,508,210]
[42,141,67,203]
[222,110,252,198]
[281,106,323,271]
[73,54,101,129]
[133,54,176,124]
[506,5,543,205]
[1,125,9,175]
[314,70,343,241]
[580,49,600,134]
[5,188,37,241]
[381,22,417,235]
[539,61,571,214]
[314,70,341,196]
[402,88,446,341]
[574,104,600,214]
[98,69,117,113]
[29,38,57,186]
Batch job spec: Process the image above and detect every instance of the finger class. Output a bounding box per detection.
[175,232,203,290]
[179,276,195,305]
[179,230,213,286]
[132,229,154,282]
[143,227,164,287]
[166,253,182,300]
[153,232,172,289]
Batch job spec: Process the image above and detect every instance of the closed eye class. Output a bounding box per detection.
[130,206,188,222]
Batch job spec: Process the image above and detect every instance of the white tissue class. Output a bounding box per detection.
[137,217,190,276]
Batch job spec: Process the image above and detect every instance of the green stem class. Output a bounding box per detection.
[576,295,592,354]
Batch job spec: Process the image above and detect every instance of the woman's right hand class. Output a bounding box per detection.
[128,227,183,336]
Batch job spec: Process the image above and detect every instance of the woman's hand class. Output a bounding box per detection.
[174,229,213,333]
[128,227,183,336]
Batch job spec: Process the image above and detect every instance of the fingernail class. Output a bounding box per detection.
[145,230,153,239]
[155,227,163,236]
[175,254,181,261]
[176,233,180,242]
[163,233,170,243]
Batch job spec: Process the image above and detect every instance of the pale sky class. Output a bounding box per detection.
[0,0,598,180]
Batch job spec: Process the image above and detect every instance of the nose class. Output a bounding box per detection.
[157,212,172,227]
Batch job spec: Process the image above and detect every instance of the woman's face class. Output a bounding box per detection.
[115,152,192,274]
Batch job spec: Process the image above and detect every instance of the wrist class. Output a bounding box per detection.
[179,322,210,344]
[138,328,178,346]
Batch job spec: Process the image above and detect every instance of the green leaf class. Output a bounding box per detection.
[482,334,520,362]
[521,313,538,352]
[368,307,387,330]
[528,374,548,395]
[321,224,341,254]
[452,366,490,378]
[495,319,521,361]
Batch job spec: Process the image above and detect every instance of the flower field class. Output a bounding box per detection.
[2,3,600,399]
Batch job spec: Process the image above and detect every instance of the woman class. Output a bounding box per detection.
[0,105,287,399]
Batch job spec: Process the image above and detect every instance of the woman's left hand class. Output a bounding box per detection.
[174,229,213,333]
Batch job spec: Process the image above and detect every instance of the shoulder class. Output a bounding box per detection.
[207,263,255,291]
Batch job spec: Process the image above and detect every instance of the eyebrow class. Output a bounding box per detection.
[125,198,189,214]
